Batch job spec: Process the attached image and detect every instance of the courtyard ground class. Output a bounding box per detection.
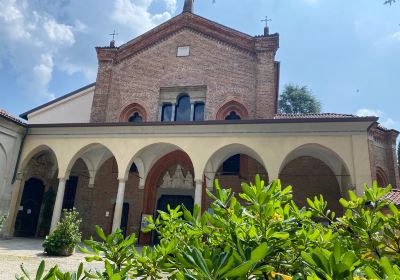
[0,238,103,279]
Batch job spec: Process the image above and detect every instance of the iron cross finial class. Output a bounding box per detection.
[261,16,272,28]
[109,30,118,41]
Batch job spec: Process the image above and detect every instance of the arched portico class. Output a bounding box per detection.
[139,149,197,244]
[203,143,267,190]
[279,144,353,215]
[4,145,59,237]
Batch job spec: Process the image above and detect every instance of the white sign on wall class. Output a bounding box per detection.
[177,46,190,57]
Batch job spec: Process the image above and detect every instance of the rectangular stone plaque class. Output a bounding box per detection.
[177,46,190,57]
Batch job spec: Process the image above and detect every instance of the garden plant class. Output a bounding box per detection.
[16,176,400,279]
[42,208,82,256]
[0,212,6,231]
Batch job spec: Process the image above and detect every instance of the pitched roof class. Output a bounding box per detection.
[97,12,279,63]
[20,82,96,120]
[383,189,400,206]
[0,109,25,125]
[274,113,372,120]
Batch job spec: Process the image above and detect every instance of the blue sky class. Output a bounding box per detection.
[0,0,399,131]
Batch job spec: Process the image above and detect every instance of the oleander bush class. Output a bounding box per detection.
[42,208,82,256]
[17,176,400,279]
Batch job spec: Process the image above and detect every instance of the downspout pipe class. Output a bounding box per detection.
[12,126,29,184]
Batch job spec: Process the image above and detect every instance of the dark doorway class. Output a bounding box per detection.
[111,202,130,237]
[120,203,130,237]
[153,195,194,244]
[14,178,45,237]
[62,176,78,211]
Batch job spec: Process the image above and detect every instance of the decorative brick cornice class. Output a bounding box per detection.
[368,122,399,145]
[96,13,279,64]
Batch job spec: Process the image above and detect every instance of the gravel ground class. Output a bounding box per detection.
[0,238,103,279]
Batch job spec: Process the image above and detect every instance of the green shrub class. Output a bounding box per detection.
[0,212,6,231]
[42,208,82,256]
[21,177,400,279]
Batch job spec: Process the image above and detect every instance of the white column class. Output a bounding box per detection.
[194,179,203,210]
[159,105,163,121]
[171,103,176,121]
[190,103,195,121]
[112,179,126,232]
[50,178,67,232]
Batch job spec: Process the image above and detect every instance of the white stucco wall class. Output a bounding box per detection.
[0,117,25,220]
[27,86,94,124]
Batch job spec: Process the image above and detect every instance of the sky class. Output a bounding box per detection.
[0,0,399,131]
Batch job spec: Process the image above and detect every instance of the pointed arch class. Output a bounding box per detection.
[216,100,249,120]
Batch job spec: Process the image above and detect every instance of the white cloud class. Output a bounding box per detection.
[0,0,90,101]
[355,108,383,117]
[356,109,398,129]
[381,118,398,128]
[391,31,400,41]
[0,0,177,104]
[164,0,177,13]
[111,0,173,34]
[43,18,75,45]
[32,54,55,100]
[0,0,31,40]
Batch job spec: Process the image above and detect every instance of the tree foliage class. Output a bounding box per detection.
[18,177,400,279]
[278,84,321,114]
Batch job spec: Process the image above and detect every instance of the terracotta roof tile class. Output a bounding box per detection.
[274,113,365,119]
[383,189,400,206]
[0,109,25,125]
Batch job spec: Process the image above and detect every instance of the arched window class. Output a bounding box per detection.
[161,104,173,122]
[175,95,191,121]
[376,168,388,187]
[119,103,147,122]
[194,102,205,121]
[216,100,248,120]
[128,112,143,123]
[225,111,241,120]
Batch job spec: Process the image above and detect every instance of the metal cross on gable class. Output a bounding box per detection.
[109,30,118,41]
[261,16,272,28]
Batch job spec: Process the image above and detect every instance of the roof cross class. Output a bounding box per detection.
[261,16,272,36]
[261,16,272,28]
[109,30,118,41]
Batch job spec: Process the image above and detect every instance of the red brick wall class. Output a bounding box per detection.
[73,158,143,238]
[368,125,399,188]
[90,29,278,122]
[279,156,343,216]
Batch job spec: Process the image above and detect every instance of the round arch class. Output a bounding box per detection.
[278,143,352,216]
[122,142,193,184]
[142,150,195,215]
[216,100,249,120]
[119,102,147,122]
[19,145,59,178]
[278,143,352,184]
[203,143,267,190]
[64,143,117,180]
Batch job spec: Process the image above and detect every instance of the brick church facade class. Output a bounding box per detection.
[0,0,398,243]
